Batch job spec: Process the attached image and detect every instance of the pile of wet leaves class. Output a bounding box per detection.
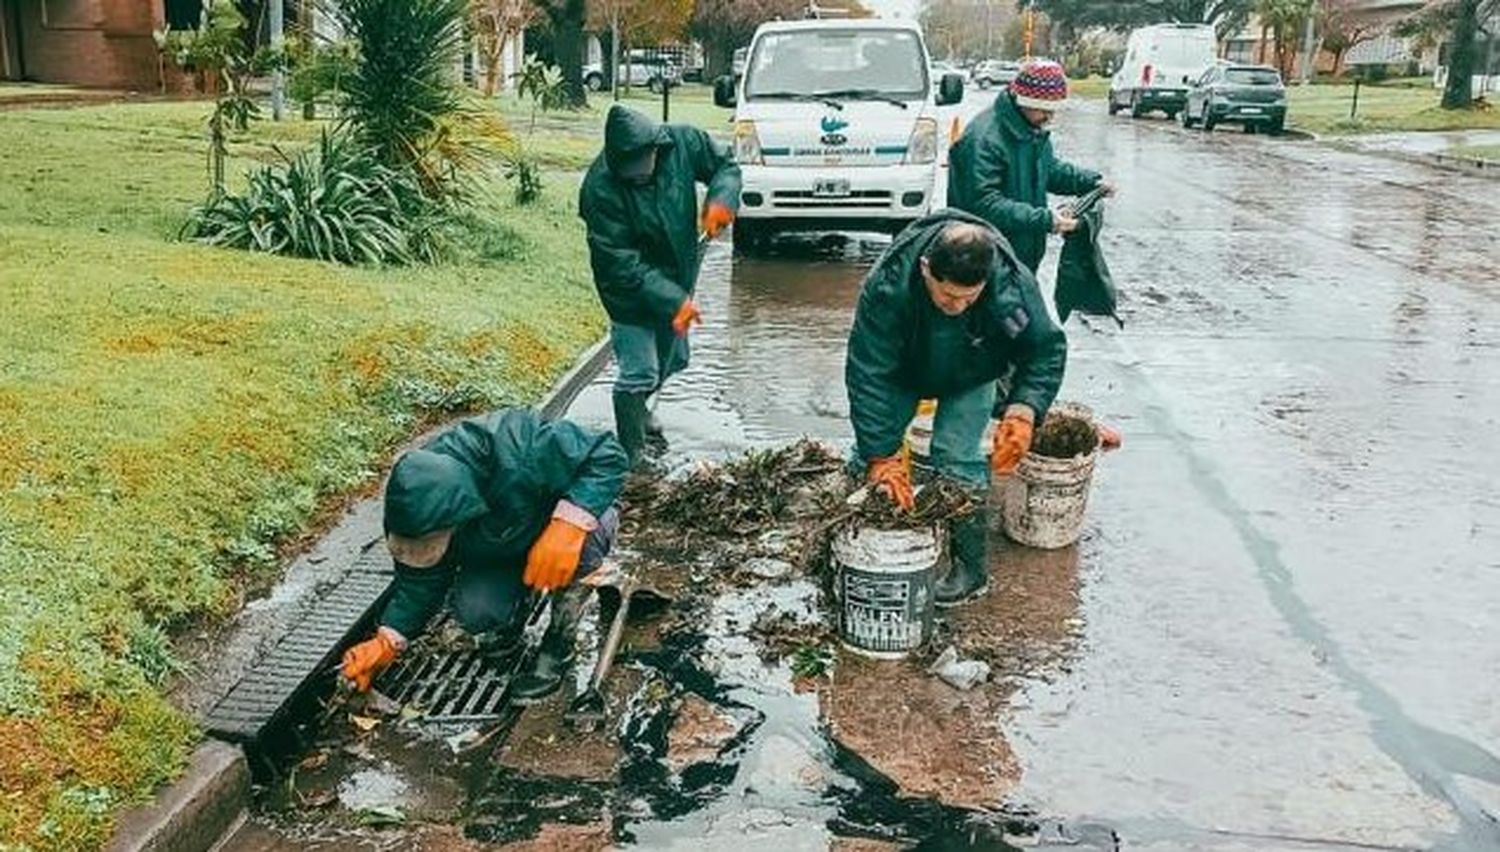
[622,439,848,537]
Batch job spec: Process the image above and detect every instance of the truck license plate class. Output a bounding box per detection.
[814,178,851,198]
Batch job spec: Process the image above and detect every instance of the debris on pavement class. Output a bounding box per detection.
[664,693,748,773]
[927,645,992,691]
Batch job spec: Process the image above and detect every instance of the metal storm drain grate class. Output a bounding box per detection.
[378,647,513,723]
[205,547,393,746]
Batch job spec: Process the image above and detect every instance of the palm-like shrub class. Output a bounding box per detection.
[186,132,443,265]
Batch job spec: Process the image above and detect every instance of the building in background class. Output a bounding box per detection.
[0,0,187,88]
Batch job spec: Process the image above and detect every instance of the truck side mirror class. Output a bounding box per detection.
[937,72,965,106]
[714,75,737,108]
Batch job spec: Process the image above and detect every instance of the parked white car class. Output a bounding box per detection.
[713,19,965,248]
[1108,23,1218,119]
[583,54,682,93]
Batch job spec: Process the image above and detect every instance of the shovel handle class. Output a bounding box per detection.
[586,576,636,693]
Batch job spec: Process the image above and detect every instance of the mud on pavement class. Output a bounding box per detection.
[239,441,1113,850]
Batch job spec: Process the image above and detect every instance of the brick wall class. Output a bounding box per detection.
[15,0,165,89]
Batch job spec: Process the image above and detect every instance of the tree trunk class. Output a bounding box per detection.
[704,38,732,81]
[1259,24,1270,64]
[1442,0,1481,109]
[1332,48,1345,77]
[554,0,588,107]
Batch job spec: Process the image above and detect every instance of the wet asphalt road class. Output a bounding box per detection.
[564,100,1500,850]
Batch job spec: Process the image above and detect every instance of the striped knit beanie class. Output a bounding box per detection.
[1010,60,1069,111]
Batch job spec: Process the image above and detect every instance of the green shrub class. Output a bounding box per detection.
[332,0,472,178]
[186,131,448,265]
[508,153,544,206]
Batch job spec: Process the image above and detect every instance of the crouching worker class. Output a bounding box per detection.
[845,212,1066,606]
[341,409,628,703]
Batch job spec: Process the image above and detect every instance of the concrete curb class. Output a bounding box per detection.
[111,336,613,852]
[105,741,249,852]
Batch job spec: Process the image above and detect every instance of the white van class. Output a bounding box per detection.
[713,19,965,248]
[1108,23,1218,119]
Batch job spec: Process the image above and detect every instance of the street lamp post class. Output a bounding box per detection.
[270,0,285,120]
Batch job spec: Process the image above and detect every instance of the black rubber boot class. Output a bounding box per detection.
[510,587,588,704]
[612,391,651,466]
[936,499,990,608]
[644,404,668,456]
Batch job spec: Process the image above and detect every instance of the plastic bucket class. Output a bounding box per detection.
[904,400,994,473]
[1000,403,1099,550]
[904,400,938,472]
[832,525,940,660]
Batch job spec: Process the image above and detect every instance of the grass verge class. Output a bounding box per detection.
[498,84,734,171]
[1288,82,1500,135]
[1447,143,1500,161]
[0,99,604,848]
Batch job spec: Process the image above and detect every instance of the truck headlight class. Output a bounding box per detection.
[905,118,938,166]
[734,120,763,165]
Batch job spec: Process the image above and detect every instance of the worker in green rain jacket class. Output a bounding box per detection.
[948,60,1113,273]
[579,104,742,466]
[340,409,628,703]
[846,211,1066,606]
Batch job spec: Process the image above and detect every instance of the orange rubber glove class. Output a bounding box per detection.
[672,299,702,337]
[523,517,589,591]
[701,202,734,239]
[991,414,1035,476]
[867,455,915,512]
[1099,423,1123,451]
[341,628,401,693]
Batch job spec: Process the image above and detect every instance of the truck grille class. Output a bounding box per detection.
[772,190,893,210]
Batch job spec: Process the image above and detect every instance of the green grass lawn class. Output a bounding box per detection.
[0,99,609,848]
[1068,76,1111,100]
[1448,143,1500,160]
[496,84,734,172]
[1287,81,1500,135]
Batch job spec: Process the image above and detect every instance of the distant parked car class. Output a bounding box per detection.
[971,60,1020,89]
[1109,22,1217,119]
[931,60,963,79]
[1182,63,1287,134]
[582,55,682,93]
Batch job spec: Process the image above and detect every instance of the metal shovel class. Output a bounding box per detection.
[564,566,671,732]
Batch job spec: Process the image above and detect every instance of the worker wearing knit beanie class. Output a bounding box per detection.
[948,60,1116,273]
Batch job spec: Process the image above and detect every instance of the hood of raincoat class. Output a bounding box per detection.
[383,450,489,538]
[604,104,672,177]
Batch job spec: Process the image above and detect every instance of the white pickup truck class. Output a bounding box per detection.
[713,19,965,249]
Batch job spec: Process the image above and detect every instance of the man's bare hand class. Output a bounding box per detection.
[1053,209,1080,235]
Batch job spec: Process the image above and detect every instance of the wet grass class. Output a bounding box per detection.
[1448,143,1500,161]
[1068,76,1111,100]
[0,99,603,847]
[497,84,734,172]
[1287,82,1500,135]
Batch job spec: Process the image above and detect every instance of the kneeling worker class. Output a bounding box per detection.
[845,212,1066,606]
[341,409,629,702]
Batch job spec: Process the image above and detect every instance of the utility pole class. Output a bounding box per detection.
[1298,5,1317,84]
[611,0,621,102]
[270,0,286,120]
[300,0,314,119]
[985,0,994,59]
[1023,0,1036,60]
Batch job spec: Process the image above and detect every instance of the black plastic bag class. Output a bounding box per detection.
[1055,187,1122,328]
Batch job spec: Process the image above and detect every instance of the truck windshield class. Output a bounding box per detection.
[745,29,928,102]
